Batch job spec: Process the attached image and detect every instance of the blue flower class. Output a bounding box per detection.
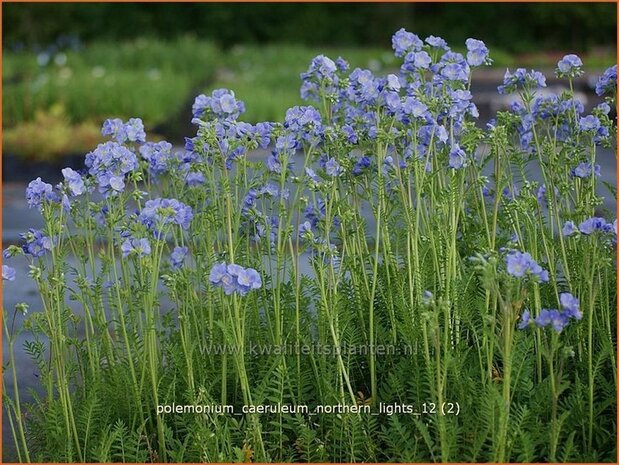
[347,68,379,104]
[498,68,546,94]
[440,62,469,82]
[425,35,449,50]
[284,106,323,144]
[242,188,258,216]
[260,183,281,198]
[254,122,274,149]
[85,141,138,196]
[535,309,553,328]
[518,292,582,333]
[275,133,299,154]
[548,310,569,332]
[448,89,478,119]
[209,262,262,296]
[325,157,343,177]
[121,237,151,258]
[382,74,399,93]
[170,246,188,270]
[305,55,337,79]
[560,293,581,320]
[465,38,490,66]
[392,29,423,57]
[299,221,313,238]
[61,168,85,196]
[579,115,601,132]
[517,309,532,329]
[209,262,228,284]
[578,217,607,235]
[505,251,549,282]
[339,124,357,144]
[300,55,339,101]
[138,198,193,235]
[192,89,245,120]
[402,51,432,72]
[571,162,600,178]
[184,136,196,154]
[304,198,328,228]
[267,152,282,174]
[536,184,547,204]
[448,145,467,169]
[352,156,371,176]
[61,194,71,213]
[402,97,428,118]
[418,124,448,147]
[185,171,205,186]
[102,118,145,144]
[534,309,569,332]
[139,141,173,176]
[101,118,123,139]
[562,221,577,237]
[595,102,611,115]
[123,118,146,143]
[506,252,529,277]
[26,177,57,210]
[595,65,616,96]
[20,229,52,257]
[2,265,16,281]
[384,91,402,111]
[236,267,262,295]
[421,290,434,305]
[556,54,583,77]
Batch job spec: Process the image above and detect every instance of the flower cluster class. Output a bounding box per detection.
[283,106,323,145]
[192,89,245,121]
[497,68,546,94]
[138,198,193,236]
[505,250,549,282]
[61,168,86,196]
[392,28,423,57]
[465,38,491,67]
[101,117,146,144]
[595,64,617,97]
[26,177,57,210]
[139,141,174,176]
[448,145,468,169]
[578,115,609,142]
[20,229,52,257]
[209,262,262,296]
[518,293,581,332]
[121,237,151,258]
[563,217,616,237]
[170,246,188,270]
[300,54,344,102]
[571,161,601,178]
[556,54,583,78]
[85,141,138,195]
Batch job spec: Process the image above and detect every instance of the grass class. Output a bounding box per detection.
[3,37,219,128]
[2,104,103,162]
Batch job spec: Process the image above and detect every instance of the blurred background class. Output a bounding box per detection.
[3,2,617,167]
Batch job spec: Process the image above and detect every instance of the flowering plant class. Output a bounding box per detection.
[3,30,616,463]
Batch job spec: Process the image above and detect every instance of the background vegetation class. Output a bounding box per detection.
[4,3,617,53]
